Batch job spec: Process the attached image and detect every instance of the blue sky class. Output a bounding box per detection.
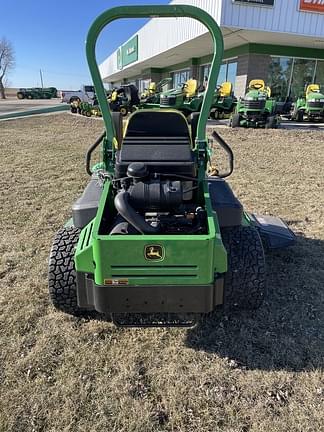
[1,0,169,90]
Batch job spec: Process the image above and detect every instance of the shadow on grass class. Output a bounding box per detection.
[186,235,324,371]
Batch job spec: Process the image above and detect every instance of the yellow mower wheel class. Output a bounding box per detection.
[120,107,128,116]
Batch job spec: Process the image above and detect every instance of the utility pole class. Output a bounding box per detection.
[39,69,44,88]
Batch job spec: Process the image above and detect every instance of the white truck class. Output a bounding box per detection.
[60,85,95,103]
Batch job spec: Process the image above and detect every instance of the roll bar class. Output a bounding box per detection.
[86,5,224,154]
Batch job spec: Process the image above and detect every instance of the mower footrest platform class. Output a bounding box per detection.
[111,313,197,327]
[77,273,223,314]
[249,213,296,249]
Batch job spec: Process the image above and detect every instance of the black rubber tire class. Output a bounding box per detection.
[265,115,277,129]
[231,113,240,128]
[120,106,128,116]
[85,110,91,117]
[27,94,33,100]
[17,92,24,99]
[70,106,77,114]
[48,227,84,315]
[296,110,304,122]
[221,226,266,311]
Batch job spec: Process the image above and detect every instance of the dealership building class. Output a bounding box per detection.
[99,0,324,100]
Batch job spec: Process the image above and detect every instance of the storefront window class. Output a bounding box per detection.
[227,62,237,88]
[173,69,191,88]
[216,64,227,86]
[137,79,151,93]
[268,57,321,101]
[201,60,238,90]
[315,60,324,88]
[290,59,316,100]
[267,57,293,101]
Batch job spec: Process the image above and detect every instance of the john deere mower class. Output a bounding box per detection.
[48,5,295,327]
[231,80,279,128]
[139,77,172,109]
[210,81,236,119]
[291,84,324,122]
[109,84,140,116]
[159,78,203,117]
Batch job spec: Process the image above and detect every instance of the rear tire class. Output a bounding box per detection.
[17,92,24,99]
[296,110,304,122]
[120,106,128,116]
[48,227,85,316]
[265,115,277,129]
[221,226,266,311]
[231,113,241,128]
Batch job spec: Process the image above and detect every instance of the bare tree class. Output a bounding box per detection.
[0,38,15,99]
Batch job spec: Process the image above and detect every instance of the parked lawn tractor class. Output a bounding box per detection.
[109,84,140,116]
[159,78,203,117]
[231,80,279,128]
[139,77,172,109]
[48,5,295,327]
[291,84,324,122]
[210,81,236,119]
[17,87,57,99]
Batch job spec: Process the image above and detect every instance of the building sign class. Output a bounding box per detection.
[233,0,274,6]
[121,35,138,68]
[299,0,324,13]
[116,35,138,70]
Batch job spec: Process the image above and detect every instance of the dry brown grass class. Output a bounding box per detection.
[0,114,323,432]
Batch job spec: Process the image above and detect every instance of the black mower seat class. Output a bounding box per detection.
[115,111,196,178]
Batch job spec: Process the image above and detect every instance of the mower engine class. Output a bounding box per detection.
[110,162,207,235]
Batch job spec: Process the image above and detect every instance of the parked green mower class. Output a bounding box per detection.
[231,80,279,128]
[48,5,295,327]
[109,84,140,116]
[159,78,203,117]
[209,82,236,119]
[139,77,172,109]
[17,87,57,99]
[160,79,236,119]
[291,84,324,122]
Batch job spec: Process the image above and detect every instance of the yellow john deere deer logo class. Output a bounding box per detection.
[144,245,165,261]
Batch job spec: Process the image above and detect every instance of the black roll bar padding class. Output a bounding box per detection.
[211,130,234,178]
[85,131,106,176]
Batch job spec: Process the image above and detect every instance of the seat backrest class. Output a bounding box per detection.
[115,110,195,178]
[306,84,320,95]
[219,82,232,97]
[124,110,191,139]
[184,79,198,97]
[110,90,117,102]
[148,82,156,94]
[249,79,265,91]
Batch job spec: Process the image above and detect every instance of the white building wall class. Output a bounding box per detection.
[99,0,222,79]
[222,0,324,37]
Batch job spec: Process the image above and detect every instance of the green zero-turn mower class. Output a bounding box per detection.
[291,84,324,122]
[48,5,295,327]
[160,79,236,119]
[139,77,173,109]
[231,79,279,128]
[159,78,202,117]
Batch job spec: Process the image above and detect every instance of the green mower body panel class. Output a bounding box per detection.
[235,87,278,128]
[293,88,324,121]
[75,181,227,287]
